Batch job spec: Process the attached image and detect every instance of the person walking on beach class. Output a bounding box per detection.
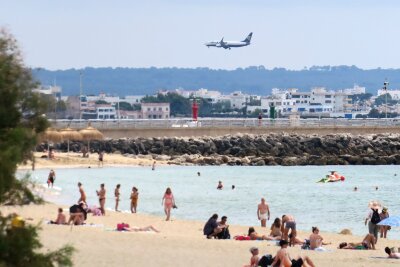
[257,198,270,227]
[152,161,156,171]
[47,169,56,188]
[98,151,104,167]
[114,184,121,212]
[130,187,139,213]
[365,201,381,244]
[77,182,87,204]
[96,183,106,215]
[162,187,175,221]
[281,214,297,241]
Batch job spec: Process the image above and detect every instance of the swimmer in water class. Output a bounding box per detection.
[217,181,223,190]
[354,187,358,191]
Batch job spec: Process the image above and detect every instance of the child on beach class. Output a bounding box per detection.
[243,247,260,267]
[130,187,139,213]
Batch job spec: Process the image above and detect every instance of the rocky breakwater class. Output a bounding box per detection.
[44,133,400,166]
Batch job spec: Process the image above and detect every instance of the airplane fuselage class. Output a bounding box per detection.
[205,33,253,50]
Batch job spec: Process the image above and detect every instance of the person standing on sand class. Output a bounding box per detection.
[281,214,297,241]
[47,169,56,188]
[162,187,175,221]
[114,184,121,212]
[257,198,270,227]
[77,182,86,204]
[130,187,139,213]
[152,161,156,170]
[380,207,390,238]
[96,183,106,215]
[98,151,104,167]
[365,201,381,244]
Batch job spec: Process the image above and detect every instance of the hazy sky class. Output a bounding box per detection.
[2,0,400,70]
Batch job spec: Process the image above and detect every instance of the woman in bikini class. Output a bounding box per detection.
[269,218,282,239]
[162,187,175,221]
[338,234,376,250]
[130,187,139,213]
[96,183,106,215]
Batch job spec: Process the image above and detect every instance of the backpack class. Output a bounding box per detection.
[371,209,381,224]
[258,254,273,267]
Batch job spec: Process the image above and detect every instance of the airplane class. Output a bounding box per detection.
[205,32,253,50]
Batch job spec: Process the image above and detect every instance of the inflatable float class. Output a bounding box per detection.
[317,171,345,183]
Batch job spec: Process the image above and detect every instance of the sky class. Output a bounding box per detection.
[1,0,400,70]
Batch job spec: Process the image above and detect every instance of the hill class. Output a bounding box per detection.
[32,66,400,96]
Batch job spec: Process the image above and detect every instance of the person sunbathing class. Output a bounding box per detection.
[269,217,282,239]
[248,227,274,241]
[338,233,376,250]
[117,223,159,233]
[385,247,400,259]
[309,227,331,250]
[289,233,304,246]
[50,208,66,225]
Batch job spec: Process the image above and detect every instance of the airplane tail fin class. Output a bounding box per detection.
[243,32,253,43]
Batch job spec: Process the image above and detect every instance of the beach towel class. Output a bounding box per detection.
[234,235,251,241]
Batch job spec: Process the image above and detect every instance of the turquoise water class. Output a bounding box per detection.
[19,165,400,239]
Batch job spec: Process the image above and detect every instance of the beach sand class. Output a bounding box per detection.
[18,152,169,170]
[1,203,399,267]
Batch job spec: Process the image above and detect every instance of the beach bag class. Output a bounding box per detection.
[258,254,273,267]
[371,209,381,224]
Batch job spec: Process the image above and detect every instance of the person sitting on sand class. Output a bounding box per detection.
[203,214,222,239]
[49,208,66,225]
[385,247,400,259]
[271,240,315,267]
[68,202,87,225]
[281,214,297,241]
[338,233,376,250]
[117,223,159,233]
[309,227,331,250]
[248,227,273,241]
[288,233,304,246]
[270,218,282,239]
[244,247,260,267]
[216,216,230,239]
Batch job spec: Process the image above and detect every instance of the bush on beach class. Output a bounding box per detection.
[0,29,74,266]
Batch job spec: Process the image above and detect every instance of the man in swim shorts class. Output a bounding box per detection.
[281,215,296,241]
[257,198,270,227]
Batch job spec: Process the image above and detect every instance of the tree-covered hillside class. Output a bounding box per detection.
[32,66,400,96]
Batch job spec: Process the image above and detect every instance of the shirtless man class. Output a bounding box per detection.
[98,151,104,167]
[257,198,270,227]
[114,184,121,212]
[271,240,315,267]
[96,183,106,215]
[309,227,331,250]
[281,214,296,241]
[77,182,86,204]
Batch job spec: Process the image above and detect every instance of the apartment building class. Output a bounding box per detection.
[141,103,170,119]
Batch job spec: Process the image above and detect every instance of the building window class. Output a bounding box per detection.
[153,107,156,111]
[325,95,332,98]
[166,115,168,118]
[153,115,157,119]
[147,108,151,111]
[148,115,152,119]
[159,115,162,118]
[166,107,169,111]
[159,107,162,111]
[325,100,331,103]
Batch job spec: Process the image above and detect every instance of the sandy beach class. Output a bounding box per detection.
[18,152,169,170]
[1,203,399,267]
[13,152,400,266]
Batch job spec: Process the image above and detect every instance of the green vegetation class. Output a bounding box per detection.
[0,29,74,266]
[374,93,398,106]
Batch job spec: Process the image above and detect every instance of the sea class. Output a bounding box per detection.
[18,165,400,239]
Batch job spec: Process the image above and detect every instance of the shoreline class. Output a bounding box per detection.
[1,203,400,267]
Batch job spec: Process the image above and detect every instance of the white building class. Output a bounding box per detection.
[123,95,144,105]
[87,93,120,105]
[141,103,170,119]
[229,91,248,109]
[96,104,116,119]
[33,85,62,100]
[343,85,366,95]
[193,88,221,103]
[377,89,400,100]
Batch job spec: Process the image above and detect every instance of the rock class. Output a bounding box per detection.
[339,229,352,235]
